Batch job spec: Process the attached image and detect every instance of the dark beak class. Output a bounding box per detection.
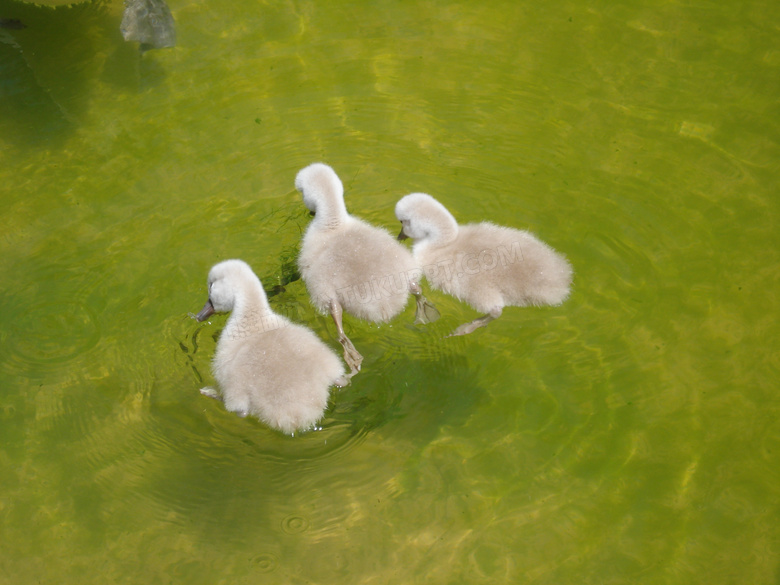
[397,226,408,241]
[195,300,215,322]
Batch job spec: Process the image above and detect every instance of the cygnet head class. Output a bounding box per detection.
[395,192,459,245]
[195,259,264,321]
[295,163,346,222]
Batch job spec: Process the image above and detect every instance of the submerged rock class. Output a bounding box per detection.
[120,0,176,53]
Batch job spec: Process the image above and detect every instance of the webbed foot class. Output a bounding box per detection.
[414,296,441,324]
[200,386,221,400]
[446,309,501,337]
[341,339,364,378]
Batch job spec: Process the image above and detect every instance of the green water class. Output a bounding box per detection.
[1,0,778,583]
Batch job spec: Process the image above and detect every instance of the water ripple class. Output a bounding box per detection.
[3,297,100,376]
[251,553,279,573]
[280,514,310,535]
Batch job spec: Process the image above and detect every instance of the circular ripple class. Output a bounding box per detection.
[281,514,310,535]
[251,553,278,573]
[5,299,100,374]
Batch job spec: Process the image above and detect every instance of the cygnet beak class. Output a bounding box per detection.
[397,226,408,241]
[195,300,215,322]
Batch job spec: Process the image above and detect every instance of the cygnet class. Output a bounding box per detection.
[296,163,439,375]
[395,192,572,336]
[194,259,347,435]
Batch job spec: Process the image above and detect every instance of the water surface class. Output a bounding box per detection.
[1,0,778,583]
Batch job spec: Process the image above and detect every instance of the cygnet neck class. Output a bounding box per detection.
[226,275,279,337]
[312,192,349,230]
[424,208,459,248]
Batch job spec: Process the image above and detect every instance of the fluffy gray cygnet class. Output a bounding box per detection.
[296,163,438,376]
[395,192,573,336]
[194,259,347,435]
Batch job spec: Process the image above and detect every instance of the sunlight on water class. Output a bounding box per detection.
[1,0,779,583]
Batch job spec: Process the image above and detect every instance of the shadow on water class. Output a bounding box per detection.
[0,0,173,148]
[0,30,72,147]
[147,271,488,543]
[31,356,466,560]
